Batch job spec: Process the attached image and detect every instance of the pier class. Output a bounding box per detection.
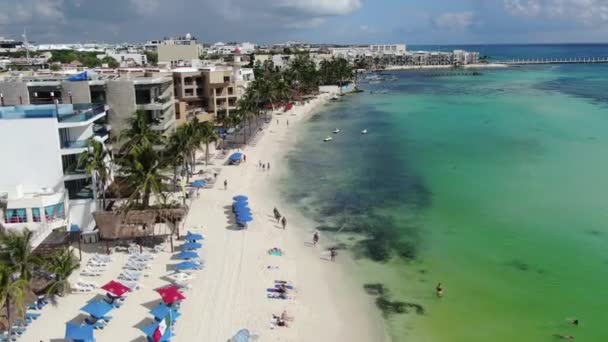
[498,57,608,65]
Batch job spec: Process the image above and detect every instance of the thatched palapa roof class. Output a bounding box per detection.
[93,208,187,240]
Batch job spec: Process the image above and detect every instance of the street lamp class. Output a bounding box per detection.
[68,91,73,104]
[0,93,4,107]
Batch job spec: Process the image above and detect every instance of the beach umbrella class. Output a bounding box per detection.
[156,286,185,305]
[230,329,252,342]
[176,251,199,260]
[235,208,252,216]
[180,242,202,250]
[101,280,130,297]
[175,261,201,271]
[81,300,113,318]
[237,216,253,223]
[65,322,94,342]
[233,195,248,201]
[190,180,207,188]
[229,153,243,162]
[150,303,182,321]
[184,231,204,241]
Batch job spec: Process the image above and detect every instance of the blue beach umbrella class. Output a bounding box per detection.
[176,251,199,260]
[190,180,207,188]
[229,153,243,162]
[65,322,94,342]
[237,216,253,223]
[236,212,253,219]
[235,208,252,215]
[175,261,201,271]
[81,300,113,318]
[233,195,248,201]
[180,242,202,250]
[150,303,182,321]
[184,231,204,241]
[230,329,252,342]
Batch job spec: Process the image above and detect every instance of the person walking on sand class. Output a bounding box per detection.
[243,154,247,162]
[267,162,271,171]
[281,216,287,229]
[312,231,319,246]
[436,283,444,298]
[224,179,228,190]
[287,120,289,126]
[262,163,266,171]
[259,160,262,168]
[329,248,337,261]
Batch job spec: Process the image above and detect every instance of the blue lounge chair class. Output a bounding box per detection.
[25,312,41,320]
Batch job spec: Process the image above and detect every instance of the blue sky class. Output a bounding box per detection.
[0,0,607,44]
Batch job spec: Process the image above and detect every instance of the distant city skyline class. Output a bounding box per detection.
[1,0,608,44]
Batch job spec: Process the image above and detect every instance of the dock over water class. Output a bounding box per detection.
[498,57,608,65]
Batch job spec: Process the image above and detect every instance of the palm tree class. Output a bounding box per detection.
[198,121,218,166]
[120,144,168,209]
[0,265,27,338]
[118,110,164,155]
[78,138,112,210]
[44,249,80,298]
[0,229,41,282]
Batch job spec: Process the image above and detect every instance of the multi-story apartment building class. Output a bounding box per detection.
[369,44,407,55]
[0,71,177,247]
[173,62,254,125]
[0,101,110,248]
[157,34,203,66]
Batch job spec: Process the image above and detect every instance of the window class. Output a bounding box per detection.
[223,76,230,83]
[32,208,41,222]
[4,209,27,223]
[185,89,194,97]
[44,203,65,222]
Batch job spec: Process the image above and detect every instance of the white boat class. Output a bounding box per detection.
[324,136,333,142]
[361,129,368,135]
[333,129,340,134]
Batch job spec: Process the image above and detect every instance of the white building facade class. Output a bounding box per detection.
[0,103,110,247]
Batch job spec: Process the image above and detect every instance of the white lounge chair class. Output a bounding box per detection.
[87,260,108,268]
[71,283,94,293]
[120,280,143,290]
[123,263,149,271]
[81,268,103,277]
[91,254,112,262]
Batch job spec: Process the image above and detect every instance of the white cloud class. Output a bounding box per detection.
[130,0,161,15]
[504,0,608,25]
[215,0,361,28]
[433,11,474,30]
[0,0,65,25]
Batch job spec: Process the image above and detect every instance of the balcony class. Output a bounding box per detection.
[57,104,108,128]
[60,140,88,155]
[151,113,176,132]
[136,97,173,111]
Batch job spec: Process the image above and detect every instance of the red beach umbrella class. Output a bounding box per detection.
[155,285,185,305]
[101,280,130,297]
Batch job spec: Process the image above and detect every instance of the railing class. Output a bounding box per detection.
[497,57,608,65]
[57,104,106,123]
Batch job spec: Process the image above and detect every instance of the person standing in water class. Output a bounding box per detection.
[312,231,319,246]
[281,217,287,229]
[436,283,444,298]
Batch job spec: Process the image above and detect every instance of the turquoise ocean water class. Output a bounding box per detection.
[282,61,608,341]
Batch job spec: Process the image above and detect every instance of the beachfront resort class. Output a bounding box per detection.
[0,35,390,341]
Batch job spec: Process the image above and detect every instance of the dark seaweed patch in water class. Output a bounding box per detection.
[506,259,530,271]
[537,76,608,106]
[347,214,420,262]
[363,283,425,317]
[287,97,430,263]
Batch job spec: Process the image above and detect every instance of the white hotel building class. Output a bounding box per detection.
[0,102,110,247]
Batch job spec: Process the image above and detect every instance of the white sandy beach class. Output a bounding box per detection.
[20,87,388,342]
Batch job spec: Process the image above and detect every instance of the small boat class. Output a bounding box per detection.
[333,129,340,134]
[324,136,333,142]
[361,129,368,135]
